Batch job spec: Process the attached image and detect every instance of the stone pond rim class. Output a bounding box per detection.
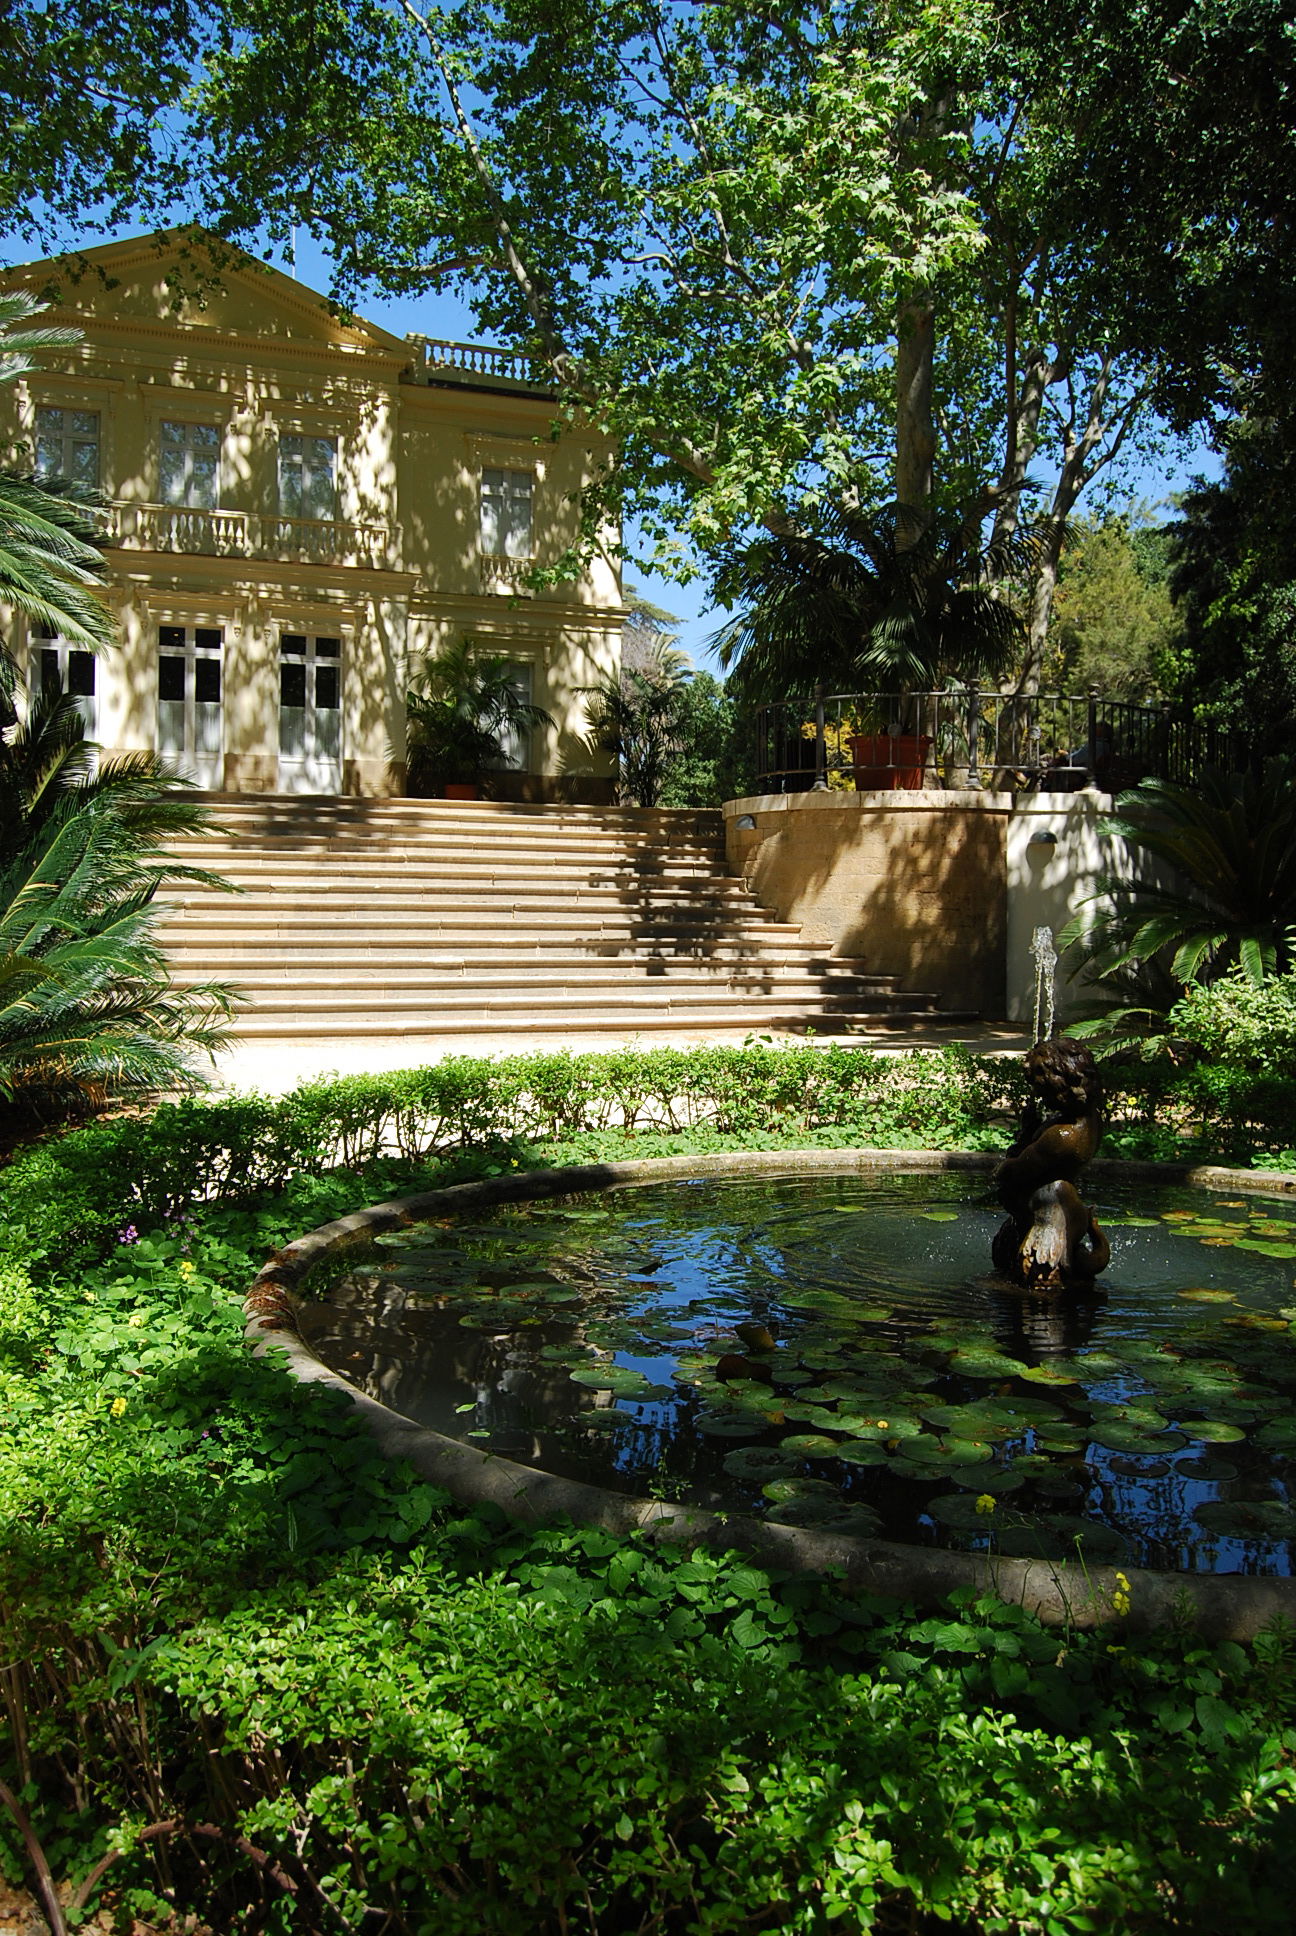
[243,1146,1296,1641]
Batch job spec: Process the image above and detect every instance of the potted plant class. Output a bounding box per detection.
[405,640,554,799]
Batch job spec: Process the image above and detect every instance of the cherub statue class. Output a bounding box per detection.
[992,1040,1109,1290]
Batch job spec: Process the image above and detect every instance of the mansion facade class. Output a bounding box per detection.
[3,232,623,798]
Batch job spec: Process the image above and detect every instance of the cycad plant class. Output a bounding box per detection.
[0,292,115,697]
[0,773,239,1122]
[713,503,1038,703]
[1060,759,1296,1043]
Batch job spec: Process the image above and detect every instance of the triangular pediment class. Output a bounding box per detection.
[10,228,407,359]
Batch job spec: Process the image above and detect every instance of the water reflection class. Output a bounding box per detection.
[297,1172,1296,1575]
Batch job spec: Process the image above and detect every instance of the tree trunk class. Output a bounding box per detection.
[896,292,935,545]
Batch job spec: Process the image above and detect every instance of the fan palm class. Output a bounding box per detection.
[1060,760,1296,1041]
[713,503,1039,703]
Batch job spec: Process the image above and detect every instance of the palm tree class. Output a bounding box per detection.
[405,639,554,795]
[713,503,1039,704]
[1060,759,1296,1042]
[583,641,693,808]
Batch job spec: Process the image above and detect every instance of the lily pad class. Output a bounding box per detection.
[919,1210,960,1223]
[1177,1288,1237,1303]
[901,1435,994,1467]
[1195,1499,1296,1540]
[948,1349,1028,1380]
[695,1411,764,1439]
[1108,1455,1172,1480]
[836,1439,888,1466]
[1091,1421,1187,1455]
[1174,1453,1240,1482]
[569,1363,654,1397]
[1179,1418,1247,1444]
[722,1445,802,1481]
[576,1407,638,1432]
[762,1475,838,1504]
[779,1432,842,1458]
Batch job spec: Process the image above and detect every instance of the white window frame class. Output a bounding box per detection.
[30,625,100,765]
[156,623,224,787]
[33,405,101,488]
[278,434,338,522]
[159,420,221,510]
[480,467,534,561]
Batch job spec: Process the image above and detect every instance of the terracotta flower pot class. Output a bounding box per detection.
[849,732,932,790]
[442,782,480,800]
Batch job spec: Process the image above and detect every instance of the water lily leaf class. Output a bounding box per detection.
[779,1433,842,1458]
[767,1497,852,1526]
[695,1411,765,1439]
[1235,1239,1296,1258]
[1180,1418,1246,1444]
[1195,1499,1296,1539]
[836,1440,888,1466]
[762,1475,838,1504]
[951,1464,1027,1493]
[1091,1421,1187,1455]
[948,1349,1028,1380]
[822,1505,886,1538]
[901,1435,994,1466]
[841,1411,925,1441]
[569,1364,654,1397]
[919,1211,960,1223]
[576,1407,638,1432]
[722,1445,801,1481]
[1019,1364,1081,1388]
[1174,1453,1240,1482]
[1177,1287,1237,1303]
[1257,1418,1296,1451]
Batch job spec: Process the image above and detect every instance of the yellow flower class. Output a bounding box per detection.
[179,1260,197,1277]
[974,1494,997,1515]
[127,1313,144,1328]
[876,1420,889,1431]
[1112,1570,1132,1617]
[109,1396,127,1418]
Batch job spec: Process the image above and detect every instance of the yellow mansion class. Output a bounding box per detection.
[2,232,623,798]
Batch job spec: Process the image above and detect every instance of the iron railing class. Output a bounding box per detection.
[752,689,1246,795]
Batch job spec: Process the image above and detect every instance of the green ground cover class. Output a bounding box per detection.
[3,1045,1295,1933]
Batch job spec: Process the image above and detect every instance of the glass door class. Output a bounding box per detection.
[157,625,223,788]
[278,633,342,793]
[33,627,100,771]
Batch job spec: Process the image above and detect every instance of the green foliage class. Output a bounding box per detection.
[3,1047,1296,1926]
[404,639,555,795]
[583,636,692,808]
[1062,761,1296,1044]
[1166,400,1296,758]
[0,771,238,1122]
[657,671,756,809]
[1046,514,1179,699]
[716,503,1036,701]
[0,292,117,658]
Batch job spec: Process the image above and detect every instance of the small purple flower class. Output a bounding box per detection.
[117,1223,139,1245]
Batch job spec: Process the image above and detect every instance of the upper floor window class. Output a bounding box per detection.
[279,435,337,521]
[160,420,219,510]
[480,468,533,560]
[34,406,100,487]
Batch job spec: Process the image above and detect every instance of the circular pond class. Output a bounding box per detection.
[298,1169,1296,1574]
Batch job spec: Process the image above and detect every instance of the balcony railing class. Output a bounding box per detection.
[105,503,393,569]
[404,334,546,387]
[753,689,1246,795]
[479,553,536,596]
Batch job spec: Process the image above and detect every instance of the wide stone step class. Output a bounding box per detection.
[180,964,914,998]
[162,935,838,966]
[218,994,956,1037]
[173,862,745,892]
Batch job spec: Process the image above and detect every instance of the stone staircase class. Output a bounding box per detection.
[157,795,971,1048]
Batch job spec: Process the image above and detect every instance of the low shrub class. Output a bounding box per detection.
[3,1044,1296,1931]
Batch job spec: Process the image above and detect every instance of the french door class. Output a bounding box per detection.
[278,632,343,794]
[157,625,223,788]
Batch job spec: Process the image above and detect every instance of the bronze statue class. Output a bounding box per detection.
[993,1040,1109,1290]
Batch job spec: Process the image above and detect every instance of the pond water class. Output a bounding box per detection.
[298,1170,1296,1574]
